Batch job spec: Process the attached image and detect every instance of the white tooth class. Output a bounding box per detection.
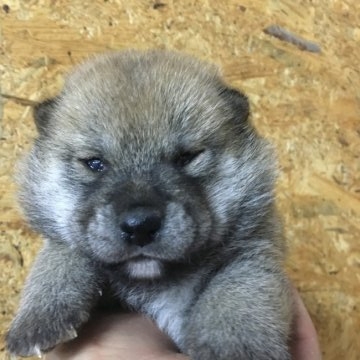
[33,345,43,358]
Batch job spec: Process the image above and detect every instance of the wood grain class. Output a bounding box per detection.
[1,1,359,359]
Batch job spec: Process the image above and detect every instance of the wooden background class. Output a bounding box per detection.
[0,1,359,359]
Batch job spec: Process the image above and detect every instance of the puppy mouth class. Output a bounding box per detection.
[125,256,163,279]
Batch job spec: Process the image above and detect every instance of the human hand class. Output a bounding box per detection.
[45,312,186,360]
[290,287,322,360]
[46,288,321,360]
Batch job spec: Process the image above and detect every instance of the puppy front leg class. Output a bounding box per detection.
[6,241,103,357]
[184,258,293,360]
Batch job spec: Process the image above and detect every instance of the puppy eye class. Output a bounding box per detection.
[173,149,204,167]
[83,158,106,172]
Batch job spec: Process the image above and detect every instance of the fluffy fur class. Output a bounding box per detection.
[6,50,293,359]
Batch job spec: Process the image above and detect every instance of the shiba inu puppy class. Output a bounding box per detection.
[6,50,292,359]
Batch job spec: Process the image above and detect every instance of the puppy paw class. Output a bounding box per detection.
[184,325,291,360]
[6,308,88,357]
[187,341,291,360]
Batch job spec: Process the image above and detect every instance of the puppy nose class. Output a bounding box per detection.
[120,208,162,247]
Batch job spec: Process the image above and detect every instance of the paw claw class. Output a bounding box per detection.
[33,345,43,358]
[7,353,19,360]
[64,326,78,341]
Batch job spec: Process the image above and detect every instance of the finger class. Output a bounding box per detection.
[291,288,322,360]
[46,313,186,360]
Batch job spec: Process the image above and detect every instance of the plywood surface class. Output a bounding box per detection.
[1,1,359,359]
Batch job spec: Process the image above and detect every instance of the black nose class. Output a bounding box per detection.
[120,207,162,247]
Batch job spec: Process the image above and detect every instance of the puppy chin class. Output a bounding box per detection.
[126,258,163,279]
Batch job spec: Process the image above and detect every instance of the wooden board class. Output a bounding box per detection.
[1,1,359,359]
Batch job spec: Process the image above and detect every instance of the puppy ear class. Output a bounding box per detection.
[33,98,58,134]
[220,87,250,123]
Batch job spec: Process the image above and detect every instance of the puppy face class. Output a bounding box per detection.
[18,51,275,279]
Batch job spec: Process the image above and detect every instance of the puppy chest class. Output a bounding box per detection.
[121,282,196,347]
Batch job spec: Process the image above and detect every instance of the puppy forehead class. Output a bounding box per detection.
[56,51,227,142]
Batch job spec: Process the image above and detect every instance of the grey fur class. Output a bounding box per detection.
[6,50,293,359]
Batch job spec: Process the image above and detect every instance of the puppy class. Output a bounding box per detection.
[6,50,293,359]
